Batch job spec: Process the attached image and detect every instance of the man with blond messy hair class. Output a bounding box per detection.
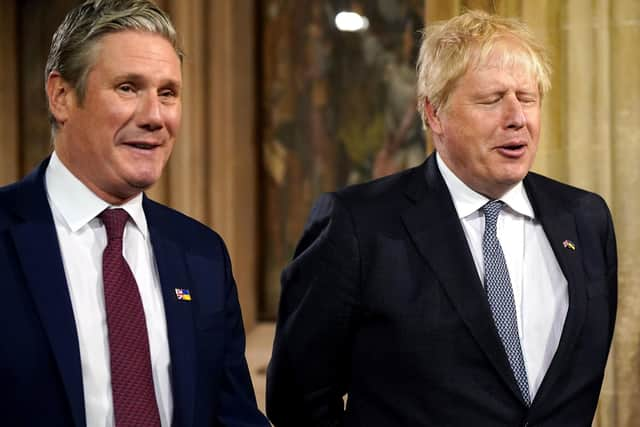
[0,1,269,426]
[268,10,616,426]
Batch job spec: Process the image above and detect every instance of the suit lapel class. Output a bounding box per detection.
[145,200,196,427]
[10,161,86,427]
[401,155,527,404]
[524,176,587,408]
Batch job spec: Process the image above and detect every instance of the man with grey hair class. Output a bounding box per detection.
[0,1,269,426]
[268,10,616,426]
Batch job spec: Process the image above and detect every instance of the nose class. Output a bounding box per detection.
[504,95,526,130]
[136,92,163,131]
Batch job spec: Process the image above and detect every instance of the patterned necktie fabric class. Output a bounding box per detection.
[482,200,531,406]
[100,208,161,426]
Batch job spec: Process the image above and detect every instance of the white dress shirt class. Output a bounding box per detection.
[436,153,568,400]
[45,152,173,427]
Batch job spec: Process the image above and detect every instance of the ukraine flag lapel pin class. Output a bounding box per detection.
[175,288,192,301]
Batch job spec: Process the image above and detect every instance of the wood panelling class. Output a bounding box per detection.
[207,0,258,331]
[164,0,208,223]
[0,0,19,186]
[18,0,79,173]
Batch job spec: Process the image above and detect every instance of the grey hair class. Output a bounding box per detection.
[45,0,183,132]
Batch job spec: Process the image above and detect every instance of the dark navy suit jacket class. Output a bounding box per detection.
[267,154,617,426]
[0,158,269,427]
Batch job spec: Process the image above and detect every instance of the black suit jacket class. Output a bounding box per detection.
[267,154,617,426]
[0,159,269,427]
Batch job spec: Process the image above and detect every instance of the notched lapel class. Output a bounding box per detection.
[148,224,196,427]
[9,159,86,427]
[525,179,587,409]
[400,156,527,405]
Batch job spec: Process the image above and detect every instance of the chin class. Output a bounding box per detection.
[500,165,529,183]
[126,173,161,191]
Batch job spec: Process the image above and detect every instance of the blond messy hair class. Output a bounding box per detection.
[416,10,552,129]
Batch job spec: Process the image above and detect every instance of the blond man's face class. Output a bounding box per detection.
[428,44,541,199]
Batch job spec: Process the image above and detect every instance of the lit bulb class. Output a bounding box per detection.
[335,11,369,32]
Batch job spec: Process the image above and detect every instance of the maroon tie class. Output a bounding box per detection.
[100,208,161,427]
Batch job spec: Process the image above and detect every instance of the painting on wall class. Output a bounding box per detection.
[260,0,426,318]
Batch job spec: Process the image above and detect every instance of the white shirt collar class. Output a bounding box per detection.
[435,152,535,220]
[45,151,149,238]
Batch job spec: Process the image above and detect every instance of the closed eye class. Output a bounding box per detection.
[479,97,501,105]
[518,96,538,105]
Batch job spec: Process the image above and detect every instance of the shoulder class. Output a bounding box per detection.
[324,165,421,218]
[0,181,19,221]
[336,166,418,204]
[0,176,37,230]
[525,172,613,234]
[143,197,227,257]
[0,158,52,231]
[526,172,610,210]
[303,166,420,237]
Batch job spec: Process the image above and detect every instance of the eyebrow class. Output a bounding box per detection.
[113,73,182,90]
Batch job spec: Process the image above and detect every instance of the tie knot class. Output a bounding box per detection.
[482,200,504,229]
[99,208,130,241]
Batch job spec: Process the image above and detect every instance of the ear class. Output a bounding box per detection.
[46,71,75,127]
[424,98,444,135]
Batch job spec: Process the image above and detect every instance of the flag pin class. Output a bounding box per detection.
[562,240,576,251]
[175,288,192,301]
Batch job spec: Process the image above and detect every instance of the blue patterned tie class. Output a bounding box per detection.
[482,200,531,406]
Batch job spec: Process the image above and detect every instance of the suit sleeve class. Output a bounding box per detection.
[582,194,618,344]
[216,239,271,426]
[603,200,617,343]
[267,193,360,427]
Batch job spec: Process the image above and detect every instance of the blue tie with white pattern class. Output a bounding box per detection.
[482,200,531,406]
